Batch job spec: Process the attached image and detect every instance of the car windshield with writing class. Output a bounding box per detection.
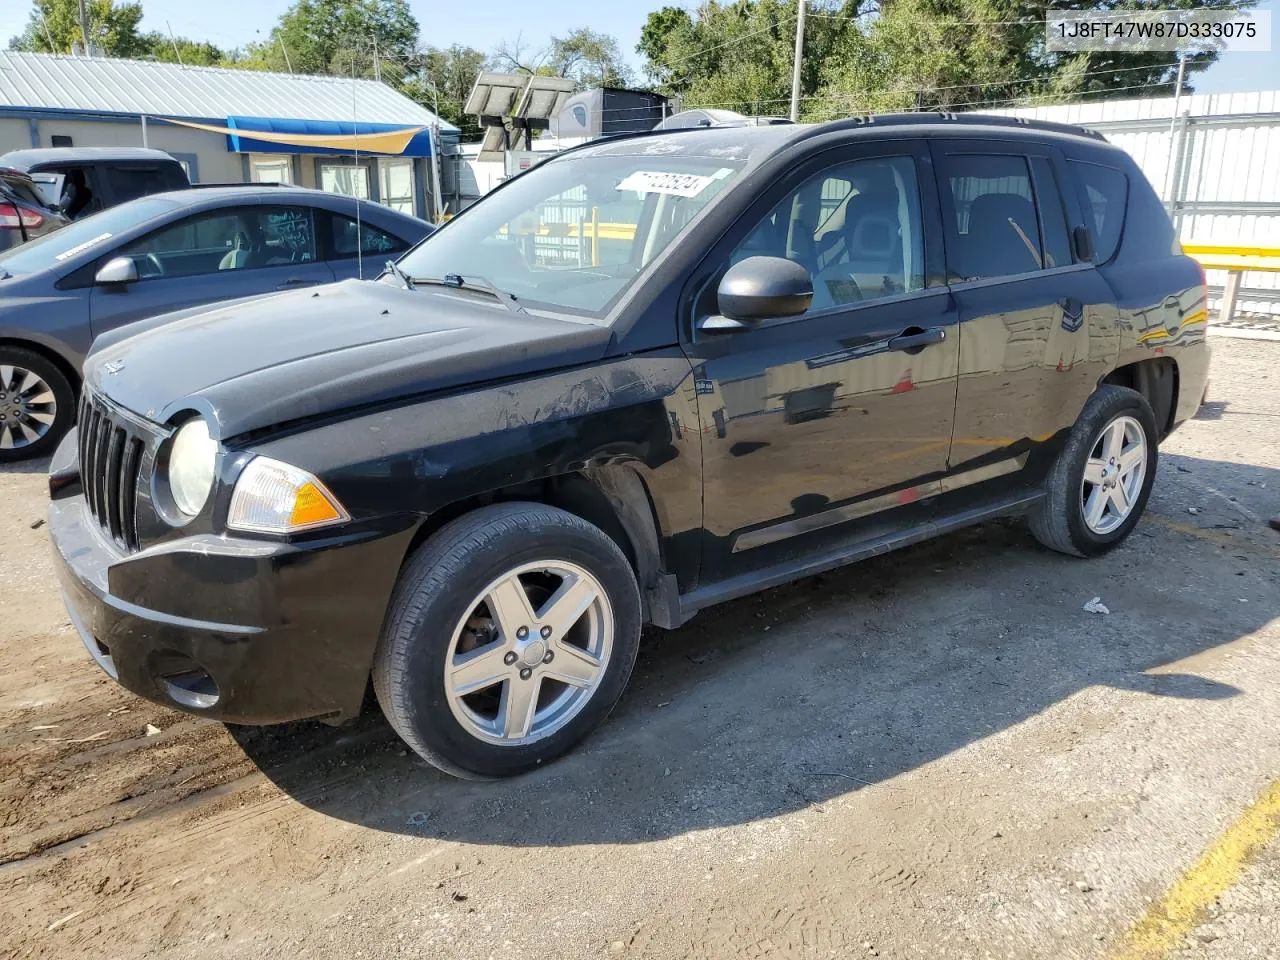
[397,155,743,320]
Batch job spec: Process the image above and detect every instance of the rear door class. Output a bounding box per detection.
[930,138,1119,490]
[88,203,334,336]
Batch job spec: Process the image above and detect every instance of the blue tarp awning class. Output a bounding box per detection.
[224,116,434,156]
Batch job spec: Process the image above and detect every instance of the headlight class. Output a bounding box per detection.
[227,457,349,534]
[167,419,218,518]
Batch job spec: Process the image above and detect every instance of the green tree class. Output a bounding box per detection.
[637,6,694,87]
[8,0,148,57]
[241,0,418,76]
[638,0,1253,120]
[637,0,858,115]
[142,33,229,67]
[546,28,632,89]
[492,28,632,89]
[381,44,489,140]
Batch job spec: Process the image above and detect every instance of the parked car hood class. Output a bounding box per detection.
[84,279,614,439]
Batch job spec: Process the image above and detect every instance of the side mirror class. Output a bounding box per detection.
[700,256,813,332]
[1072,225,1095,263]
[94,256,139,286]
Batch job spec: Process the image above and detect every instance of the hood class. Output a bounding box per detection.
[84,279,613,438]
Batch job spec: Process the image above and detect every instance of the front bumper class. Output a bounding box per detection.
[48,433,415,725]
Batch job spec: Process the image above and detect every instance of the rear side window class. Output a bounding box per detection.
[329,214,408,258]
[104,165,183,204]
[1070,160,1128,263]
[939,153,1072,280]
[1029,157,1072,269]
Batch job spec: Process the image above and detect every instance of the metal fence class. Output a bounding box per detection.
[990,89,1280,316]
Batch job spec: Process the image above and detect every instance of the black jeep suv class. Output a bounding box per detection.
[49,115,1209,778]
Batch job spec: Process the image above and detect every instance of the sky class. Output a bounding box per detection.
[2,0,1278,97]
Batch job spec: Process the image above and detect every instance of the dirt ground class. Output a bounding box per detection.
[1,336,1277,960]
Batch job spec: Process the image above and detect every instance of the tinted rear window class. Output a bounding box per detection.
[104,165,185,204]
[1070,160,1128,263]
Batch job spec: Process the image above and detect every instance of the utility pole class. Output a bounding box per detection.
[1164,52,1188,216]
[76,0,91,56]
[373,37,381,83]
[789,0,807,122]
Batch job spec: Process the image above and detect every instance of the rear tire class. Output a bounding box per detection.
[1028,385,1159,557]
[0,346,75,463]
[372,502,642,779]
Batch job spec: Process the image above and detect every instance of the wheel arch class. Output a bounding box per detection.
[396,463,679,629]
[1102,356,1178,439]
[0,335,83,395]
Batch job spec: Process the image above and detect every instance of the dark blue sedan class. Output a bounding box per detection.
[0,186,432,460]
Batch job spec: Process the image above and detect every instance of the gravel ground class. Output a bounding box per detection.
[0,336,1277,960]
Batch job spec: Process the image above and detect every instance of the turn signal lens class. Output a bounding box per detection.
[227,457,349,534]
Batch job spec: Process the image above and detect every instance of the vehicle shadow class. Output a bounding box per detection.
[212,453,1280,847]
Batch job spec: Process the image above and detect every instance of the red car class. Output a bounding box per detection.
[0,166,69,252]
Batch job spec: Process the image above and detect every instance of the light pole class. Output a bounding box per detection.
[789,0,807,122]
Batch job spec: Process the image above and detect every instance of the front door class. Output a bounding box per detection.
[89,204,334,337]
[684,140,960,584]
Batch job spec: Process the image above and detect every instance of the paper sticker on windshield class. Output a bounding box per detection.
[616,171,717,198]
[54,233,113,261]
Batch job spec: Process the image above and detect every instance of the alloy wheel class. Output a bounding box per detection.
[444,560,614,746]
[1080,414,1147,535]
[0,364,57,451]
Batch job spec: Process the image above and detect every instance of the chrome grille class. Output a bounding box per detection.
[77,392,148,552]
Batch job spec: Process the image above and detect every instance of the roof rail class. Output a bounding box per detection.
[820,111,1107,142]
[190,181,291,188]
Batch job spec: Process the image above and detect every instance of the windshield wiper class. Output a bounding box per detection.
[413,273,526,314]
[383,259,413,290]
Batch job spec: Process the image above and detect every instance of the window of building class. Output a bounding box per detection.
[320,162,371,199]
[251,156,293,184]
[378,159,415,215]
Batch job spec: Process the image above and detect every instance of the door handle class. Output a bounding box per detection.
[276,277,317,290]
[887,326,945,353]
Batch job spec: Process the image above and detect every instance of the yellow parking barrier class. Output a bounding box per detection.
[1183,243,1280,323]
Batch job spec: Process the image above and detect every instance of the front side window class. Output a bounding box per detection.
[731,155,925,310]
[117,205,315,279]
[397,155,743,318]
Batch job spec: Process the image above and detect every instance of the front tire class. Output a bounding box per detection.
[372,502,642,779]
[0,347,74,463]
[1028,385,1159,557]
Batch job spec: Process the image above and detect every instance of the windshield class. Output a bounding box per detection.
[0,197,179,277]
[398,155,743,318]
